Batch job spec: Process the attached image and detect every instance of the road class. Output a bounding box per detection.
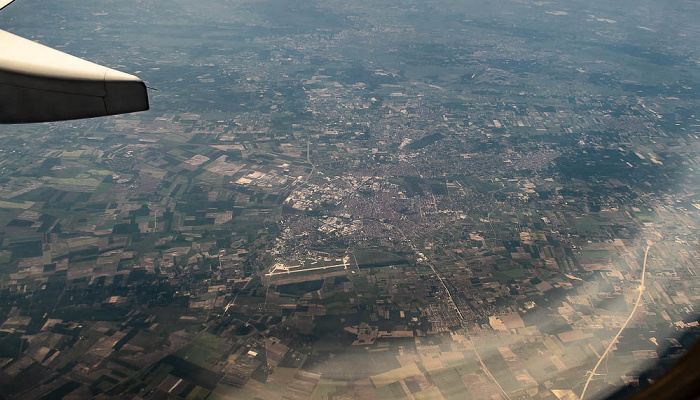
[423,258,512,400]
[580,243,653,400]
[392,221,511,400]
[305,140,317,182]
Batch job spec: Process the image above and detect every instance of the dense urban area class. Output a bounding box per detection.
[0,0,699,399]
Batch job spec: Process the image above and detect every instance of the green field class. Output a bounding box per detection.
[0,200,35,209]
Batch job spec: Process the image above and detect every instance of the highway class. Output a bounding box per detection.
[424,258,512,400]
[580,243,654,400]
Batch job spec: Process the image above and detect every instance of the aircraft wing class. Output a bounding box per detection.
[0,1,16,11]
[0,28,149,123]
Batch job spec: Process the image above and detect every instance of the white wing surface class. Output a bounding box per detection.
[0,29,149,123]
[0,0,16,11]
